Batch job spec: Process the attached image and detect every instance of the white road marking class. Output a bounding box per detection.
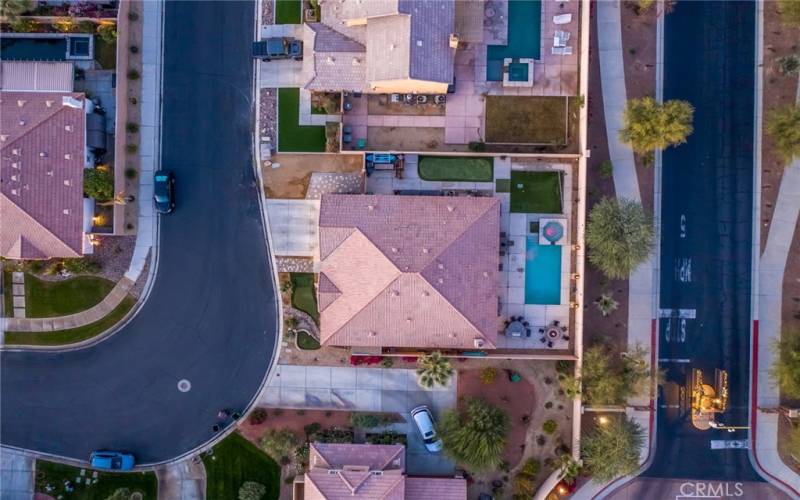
[680,214,687,238]
[177,379,192,392]
[659,308,697,319]
[658,358,691,363]
[710,440,748,450]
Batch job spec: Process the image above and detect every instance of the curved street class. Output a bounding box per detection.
[0,1,278,464]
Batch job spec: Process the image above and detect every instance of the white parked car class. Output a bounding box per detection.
[411,405,443,453]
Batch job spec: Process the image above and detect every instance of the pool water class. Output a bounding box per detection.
[1,36,67,61]
[525,235,561,305]
[508,62,529,82]
[487,0,542,81]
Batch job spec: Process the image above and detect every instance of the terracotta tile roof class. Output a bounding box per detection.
[0,91,86,259]
[303,443,466,500]
[405,477,467,500]
[318,194,499,349]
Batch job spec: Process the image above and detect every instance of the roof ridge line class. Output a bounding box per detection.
[417,272,494,348]
[0,191,79,258]
[1,93,82,150]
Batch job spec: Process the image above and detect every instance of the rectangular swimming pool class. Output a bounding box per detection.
[487,0,542,81]
[525,235,561,305]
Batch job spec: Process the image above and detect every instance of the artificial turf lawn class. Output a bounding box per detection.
[94,36,116,70]
[510,171,563,213]
[297,330,321,350]
[275,0,301,24]
[418,156,494,182]
[203,432,281,500]
[4,297,135,346]
[25,273,115,318]
[291,273,319,324]
[278,88,326,152]
[35,459,157,500]
[485,96,568,144]
[3,271,12,317]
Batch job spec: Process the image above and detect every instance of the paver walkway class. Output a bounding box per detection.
[156,457,206,500]
[11,272,25,318]
[0,447,35,500]
[3,277,134,334]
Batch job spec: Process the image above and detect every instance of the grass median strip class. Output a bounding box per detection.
[418,156,494,182]
[4,296,135,347]
[25,274,115,318]
[204,432,281,500]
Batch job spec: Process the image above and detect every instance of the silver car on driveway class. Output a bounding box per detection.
[411,405,444,453]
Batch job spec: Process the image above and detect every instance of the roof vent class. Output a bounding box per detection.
[327,470,339,475]
[483,271,489,277]
[390,290,399,297]
[352,57,361,66]
[422,248,429,254]
[45,100,54,107]
[474,338,485,348]
[11,162,19,169]
[437,278,444,284]
[63,179,72,186]
[10,175,18,181]
[416,40,423,47]
[0,134,7,141]
[326,56,335,64]
[62,209,70,215]
[437,263,444,270]
[62,96,83,109]
[64,153,71,160]
[367,331,377,337]
[391,247,398,253]
[65,125,73,132]
[367,204,374,211]
[389,44,396,51]
[12,148,20,155]
[46,169,54,176]
[18,120,26,126]
[446,205,454,212]
[449,33,459,49]
[39,151,48,158]
[421,290,429,297]
[16,100,26,107]
[449,332,457,338]
[10,189,18,195]
[406,318,412,323]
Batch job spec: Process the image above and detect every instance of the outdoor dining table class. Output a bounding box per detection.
[506,320,526,337]
[546,327,563,340]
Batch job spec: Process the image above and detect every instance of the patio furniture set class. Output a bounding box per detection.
[552,13,574,55]
[387,93,447,107]
[503,316,569,349]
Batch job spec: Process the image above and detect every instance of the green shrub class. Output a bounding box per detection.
[126,122,140,133]
[542,419,558,435]
[598,160,613,179]
[53,17,75,33]
[127,10,139,21]
[62,258,101,274]
[238,481,266,500]
[439,398,509,471]
[771,327,800,398]
[126,143,139,154]
[259,428,298,462]
[248,407,268,425]
[778,0,800,26]
[380,357,394,368]
[468,141,486,152]
[125,168,138,180]
[96,23,117,43]
[127,68,140,80]
[586,197,653,280]
[83,167,114,201]
[480,366,497,385]
[9,17,37,33]
[619,97,694,154]
[513,459,540,498]
[303,422,322,436]
[766,104,800,162]
[582,416,644,482]
[776,54,800,76]
[350,413,394,428]
[77,20,95,33]
[366,431,406,445]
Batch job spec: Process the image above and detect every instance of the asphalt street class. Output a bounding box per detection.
[609,2,790,498]
[0,1,278,464]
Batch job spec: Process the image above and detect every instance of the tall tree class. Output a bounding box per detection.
[619,97,694,153]
[766,105,800,162]
[582,416,644,482]
[0,0,33,19]
[771,327,800,398]
[416,351,454,388]
[586,197,653,280]
[439,398,509,471]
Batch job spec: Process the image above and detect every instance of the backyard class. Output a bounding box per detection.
[261,153,363,199]
[203,432,281,500]
[510,171,563,213]
[35,459,157,500]
[24,274,115,318]
[4,297,135,346]
[291,272,318,323]
[418,156,494,182]
[485,96,570,145]
[278,88,326,153]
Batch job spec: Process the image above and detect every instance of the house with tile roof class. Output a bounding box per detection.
[301,0,457,94]
[0,89,94,259]
[317,194,500,350]
[297,442,466,500]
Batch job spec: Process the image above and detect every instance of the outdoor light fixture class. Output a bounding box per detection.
[598,415,609,425]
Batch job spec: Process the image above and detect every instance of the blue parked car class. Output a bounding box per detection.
[90,451,135,471]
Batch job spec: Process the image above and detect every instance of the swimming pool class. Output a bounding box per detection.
[487,0,542,81]
[0,34,93,61]
[525,235,561,305]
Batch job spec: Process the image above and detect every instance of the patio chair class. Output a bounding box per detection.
[357,138,366,150]
[343,134,352,144]
[553,320,560,327]
[547,341,554,348]
[539,328,545,334]
[343,125,352,134]
[562,335,570,341]
[539,337,547,344]
[417,95,428,104]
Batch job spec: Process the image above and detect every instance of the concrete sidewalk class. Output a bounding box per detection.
[156,457,206,500]
[0,447,35,500]
[3,277,134,333]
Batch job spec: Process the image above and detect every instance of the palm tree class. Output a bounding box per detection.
[439,398,509,471]
[586,197,653,280]
[0,0,33,20]
[416,351,454,388]
[594,292,619,317]
[98,191,135,206]
[558,454,582,485]
[581,416,644,482]
[619,97,694,154]
[771,327,800,398]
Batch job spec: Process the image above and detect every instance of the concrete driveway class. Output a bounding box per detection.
[260,365,457,475]
[0,447,34,500]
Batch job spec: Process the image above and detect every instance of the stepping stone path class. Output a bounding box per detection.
[11,272,25,318]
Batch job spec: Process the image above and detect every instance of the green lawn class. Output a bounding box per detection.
[204,432,281,500]
[35,459,157,500]
[4,297,135,346]
[278,88,326,152]
[291,273,319,324]
[418,156,494,182]
[25,273,115,318]
[275,0,301,24]
[94,36,116,70]
[297,330,320,350]
[495,178,511,193]
[485,96,568,145]
[3,271,12,317]
[510,171,563,214]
